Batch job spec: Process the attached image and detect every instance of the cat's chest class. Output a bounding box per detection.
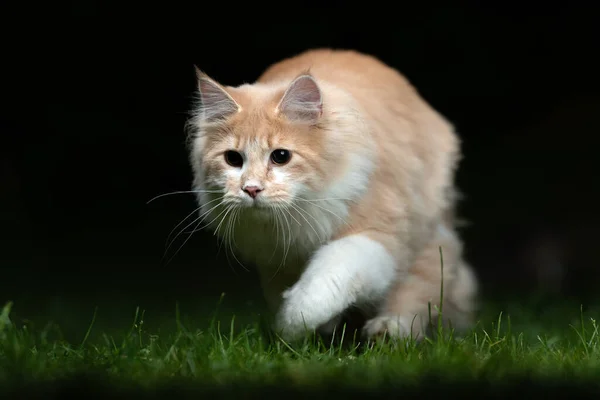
[230,218,318,271]
[205,201,346,271]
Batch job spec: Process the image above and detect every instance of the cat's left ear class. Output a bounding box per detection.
[276,74,323,123]
[195,67,241,122]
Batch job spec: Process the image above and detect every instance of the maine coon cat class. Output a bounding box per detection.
[187,49,478,341]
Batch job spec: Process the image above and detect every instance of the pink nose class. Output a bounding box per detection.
[243,185,263,199]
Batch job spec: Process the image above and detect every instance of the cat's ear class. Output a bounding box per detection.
[276,74,323,123]
[195,67,241,122]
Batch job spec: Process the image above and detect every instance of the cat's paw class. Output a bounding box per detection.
[273,287,315,341]
[274,284,333,341]
[363,315,419,340]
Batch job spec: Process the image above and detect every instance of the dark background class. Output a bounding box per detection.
[1,3,599,336]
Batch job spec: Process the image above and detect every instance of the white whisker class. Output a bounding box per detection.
[228,207,249,272]
[215,204,235,257]
[281,206,302,226]
[270,205,293,281]
[295,197,354,203]
[214,204,234,237]
[164,197,225,258]
[147,189,224,204]
[164,196,224,251]
[163,217,204,267]
[288,201,324,244]
[267,204,281,265]
[301,201,350,227]
[197,205,231,236]
[221,205,239,273]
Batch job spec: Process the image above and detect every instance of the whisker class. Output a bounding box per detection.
[228,207,249,272]
[164,196,224,251]
[215,204,234,257]
[214,204,234,237]
[302,201,350,227]
[222,207,233,268]
[186,200,233,236]
[282,208,293,270]
[165,205,201,247]
[195,205,231,236]
[295,197,355,203]
[167,203,232,264]
[164,196,224,253]
[220,206,239,274]
[288,202,324,244]
[164,198,225,258]
[271,205,293,281]
[221,219,232,271]
[146,189,224,204]
[267,204,280,265]
[269,205,285,281]
[281,206,302,226]
[163,216,204,267]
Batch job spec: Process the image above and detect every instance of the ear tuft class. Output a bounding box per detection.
[276,74,323,123]
[195,69,240,122]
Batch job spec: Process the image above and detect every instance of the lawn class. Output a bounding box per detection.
[2,296,600,397]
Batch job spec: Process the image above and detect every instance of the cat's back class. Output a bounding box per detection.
[259,49,461,244]
[258,49,420,109]
[258,49,401,85]
[257,48,451,145]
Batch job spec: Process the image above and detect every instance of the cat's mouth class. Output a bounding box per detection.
[240,202,275,220]
[240,196,268,209]
[239,196,287,215]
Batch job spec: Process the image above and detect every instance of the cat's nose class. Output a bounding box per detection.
[243,185,263,199]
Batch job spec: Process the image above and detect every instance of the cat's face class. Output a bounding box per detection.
[198,121,327,209]
[190,72,337,212]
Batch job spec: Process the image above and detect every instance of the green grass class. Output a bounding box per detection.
[2,297,600,396]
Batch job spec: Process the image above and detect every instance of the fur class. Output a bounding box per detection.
[187,49,478,341]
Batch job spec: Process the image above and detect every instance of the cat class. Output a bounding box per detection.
[186,49,478,342]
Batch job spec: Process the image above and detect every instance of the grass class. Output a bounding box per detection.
[2,296,600,397]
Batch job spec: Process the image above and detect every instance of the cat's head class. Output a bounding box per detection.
[188,70,352,212]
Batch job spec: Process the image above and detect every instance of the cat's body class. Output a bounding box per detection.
[188,49,478,341]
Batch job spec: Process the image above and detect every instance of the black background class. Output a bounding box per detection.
[1,2,599,333]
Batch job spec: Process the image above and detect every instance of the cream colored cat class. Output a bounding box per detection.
[187,49,478,341]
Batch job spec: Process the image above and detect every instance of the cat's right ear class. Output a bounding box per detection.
[276,74,323,124]
[195,67,241,122]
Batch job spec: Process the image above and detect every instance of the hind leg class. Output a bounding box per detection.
[364,225,478,340]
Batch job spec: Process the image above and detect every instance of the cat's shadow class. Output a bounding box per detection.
[257,306,371,353]
[257,306,459,354]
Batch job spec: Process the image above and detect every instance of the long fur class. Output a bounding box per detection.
[187,49,478,341]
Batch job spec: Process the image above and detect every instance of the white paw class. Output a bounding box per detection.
[274,285,325,341]
[363,315,421,340]
[272,233,397,342]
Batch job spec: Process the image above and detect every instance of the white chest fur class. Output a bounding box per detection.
[203,198,348,275]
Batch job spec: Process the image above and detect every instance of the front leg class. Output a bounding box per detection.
[274,233,396,341]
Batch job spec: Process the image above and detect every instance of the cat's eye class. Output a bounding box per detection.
[270,149,291,165]
[224,150,243,167]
